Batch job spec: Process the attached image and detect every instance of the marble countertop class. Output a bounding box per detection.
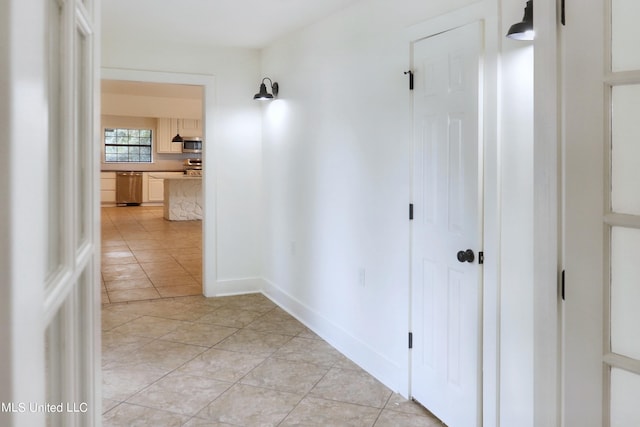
[101,169,184,173]
[149,173,202,180]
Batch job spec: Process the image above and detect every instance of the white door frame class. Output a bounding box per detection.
[558,0,640,424]
[559,0,605,420]
[406,2,500,425]
[0,1,49,424]
[100,68,218,296]
[532,0,561,426]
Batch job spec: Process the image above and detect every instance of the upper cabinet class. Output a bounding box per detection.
[156,118,182,153]
[178,118,202,138]
[156,118,202,153]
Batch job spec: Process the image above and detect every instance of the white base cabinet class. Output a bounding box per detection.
[142,171,184,203]
[148,176,165,202]
[100,172,116,203]
[102,171,185,205]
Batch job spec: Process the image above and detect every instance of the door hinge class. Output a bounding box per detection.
[404,70,414,90]
[561,0,566,26]
[561,269,565,300]
[478,251,484,264]
[409,203,414,220]
[408,332,413,349]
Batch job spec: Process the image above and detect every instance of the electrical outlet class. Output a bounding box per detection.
[358,268,366,287]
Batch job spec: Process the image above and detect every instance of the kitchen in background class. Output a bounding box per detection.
[100,80,204,303]
[100,80,204,208]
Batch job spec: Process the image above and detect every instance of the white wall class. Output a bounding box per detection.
[102,41,264,285]
[500,1,537,425]
[259,0,537,424]
[259,0,488,395]
[500,36,535,427]
[260,22,412,389]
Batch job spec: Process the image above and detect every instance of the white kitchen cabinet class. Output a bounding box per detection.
[100,172,116,204]
[148,175,165,202]
[156,118,184,154]
[142,172,185,203]
[178,118,202,138]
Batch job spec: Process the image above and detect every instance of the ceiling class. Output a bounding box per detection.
[102,0,363,49]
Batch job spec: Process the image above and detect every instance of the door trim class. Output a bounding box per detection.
[560,0,607,424]
[532,0,561,426]
[100,68,218,296]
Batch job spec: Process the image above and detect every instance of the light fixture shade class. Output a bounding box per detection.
[507,0,534,41]
[172,133,184,143]
[254,83,273,100]
[254,78,279,100]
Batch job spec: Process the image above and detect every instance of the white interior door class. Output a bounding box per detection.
[410,21,483,427]
[0,0,100,426]
[1,0,100,425]
[45,0,101,426]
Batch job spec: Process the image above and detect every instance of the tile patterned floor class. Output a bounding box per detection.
[102,294,446,426]
[101,206,202,303]
[101,207,446,426]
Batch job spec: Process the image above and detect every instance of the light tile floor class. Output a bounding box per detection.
[101,206,446,426]
[102,294,446,426]
[101,206,202,304]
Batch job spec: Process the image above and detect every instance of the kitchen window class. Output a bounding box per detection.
[104,128,152,163]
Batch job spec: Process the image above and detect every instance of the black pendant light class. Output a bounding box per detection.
[507,0,534,41]
[172,120,183,143]
[254,77,279,100]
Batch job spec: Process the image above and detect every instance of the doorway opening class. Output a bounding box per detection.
[99,68,217,302]
[100,79,205,303]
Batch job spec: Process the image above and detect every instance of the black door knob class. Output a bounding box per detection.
[457,249,475,263]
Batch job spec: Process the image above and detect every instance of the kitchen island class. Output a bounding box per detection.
[149,173,202,221]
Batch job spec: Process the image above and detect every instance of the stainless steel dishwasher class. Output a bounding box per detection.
[116,172,143,205]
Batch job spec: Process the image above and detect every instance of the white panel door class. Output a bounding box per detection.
[411,21,483,427]
[45,0,101,426]
[1,0,100,425]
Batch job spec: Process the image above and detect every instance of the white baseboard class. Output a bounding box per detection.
[210,277,264,296]
[203,276,406,394]
[261,278,404,395]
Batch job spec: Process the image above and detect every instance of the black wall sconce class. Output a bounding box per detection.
[254,77,279,100]
[506,0,534,41]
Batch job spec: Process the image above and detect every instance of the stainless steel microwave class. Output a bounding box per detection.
[182,137,202,153]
